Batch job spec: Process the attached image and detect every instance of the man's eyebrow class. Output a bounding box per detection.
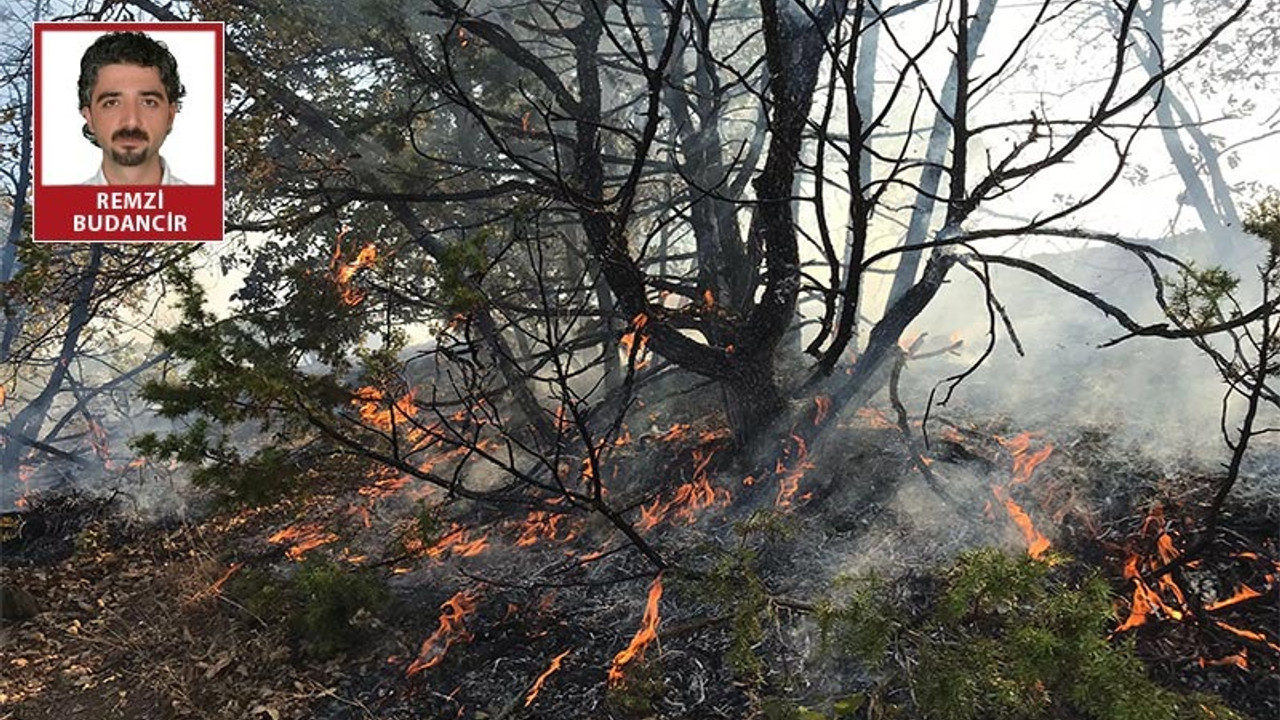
[94,90,167,103]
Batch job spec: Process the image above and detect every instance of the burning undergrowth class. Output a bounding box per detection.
[4,397,1276,719]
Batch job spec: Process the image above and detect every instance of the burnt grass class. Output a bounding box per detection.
[1,417,1277,720]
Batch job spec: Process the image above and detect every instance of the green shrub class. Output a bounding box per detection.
[603,659,666,719]
[819,549,1240,720]
[227,559,388,657]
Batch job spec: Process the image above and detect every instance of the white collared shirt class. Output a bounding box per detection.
[83,157,186,185]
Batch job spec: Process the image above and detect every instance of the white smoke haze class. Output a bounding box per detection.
[909,233,1264,451]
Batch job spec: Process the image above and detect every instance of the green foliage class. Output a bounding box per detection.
[1243,190,1280,255]
[227,560,388,658]
[758,696,865,720]
[705,548,770,683]
[435,234,490,313]
[816,549,1240,720]
[815,574,898,669]
[132,248,397,505]
[603,660,666,719]
[1167,263,1239,329]
[687,510,801,685]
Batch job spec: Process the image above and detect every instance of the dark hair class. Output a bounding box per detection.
[79,32,185,144]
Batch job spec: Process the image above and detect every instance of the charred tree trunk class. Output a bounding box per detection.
[721,356,786,446]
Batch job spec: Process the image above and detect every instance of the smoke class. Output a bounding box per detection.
[899,229,1276,473]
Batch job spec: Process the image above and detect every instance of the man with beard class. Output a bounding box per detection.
[78,32,186,185]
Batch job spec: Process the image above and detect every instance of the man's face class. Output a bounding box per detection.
[80,63,176,168]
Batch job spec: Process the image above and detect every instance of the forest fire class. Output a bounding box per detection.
[524,649,571,707]
[329,230,378,306]
[813,394,832,426]
[991,485,1051,560]
[351,386,421,439]
[404,523,490,560]
[991,433,1055,559]
[637,448,730,531]
[608,574,663,686]
[773,435,813,507]
[854,407,895,430]
[514,509,580,547]
[1112,502,1280,668]
[406,589,479,676]
[619,313,650,368]
[267,523,340,561]
[187,562,243,604]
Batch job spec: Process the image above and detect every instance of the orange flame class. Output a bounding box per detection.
[268,523,339,561]
[988,433,1054,559]
[655,423,689,442]
[991,485,1051,560]
[515,510,580,547]
[87,417,112,468]
[774,435,813,508]
[702,289,715,308]
[405,523,491,560]
[996,433,1054,483]
[638,448,730,531]
[1213,620,1280,652]
[620,313,651,369]
[1204,585,1264,612]
[188,562,243,604]
[524,649,571,707]
[407,589,479,675]
[352,385,419,435]
[855,407,895,430]
[608,574,663,686]
[1199,650,1248,670]
[813,395,832,426]
[330,228,378,305]
[1114,506,1195,632]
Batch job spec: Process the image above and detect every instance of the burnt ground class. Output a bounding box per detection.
[1,415,1277,720]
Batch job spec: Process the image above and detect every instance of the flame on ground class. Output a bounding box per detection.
[407,589,479,675]
[1204,585,1264,613]
[515,510,580,547]
[404,523,490,560]
[1114,504,1280,664]
[351,385,422,440]
[1199,651,1249,670]
[1213,620,1280,652]
[855,407,895,430]
[608,574,663,686]
[813,395,832,426]
[524,649,571,707]
[774,435,813,508]
[268,523,340,561]
[996,432,1054,483]
[991,485,1051,560]
[637,448,730,531]
[990,433,1054,559]
[187,562,243,604]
